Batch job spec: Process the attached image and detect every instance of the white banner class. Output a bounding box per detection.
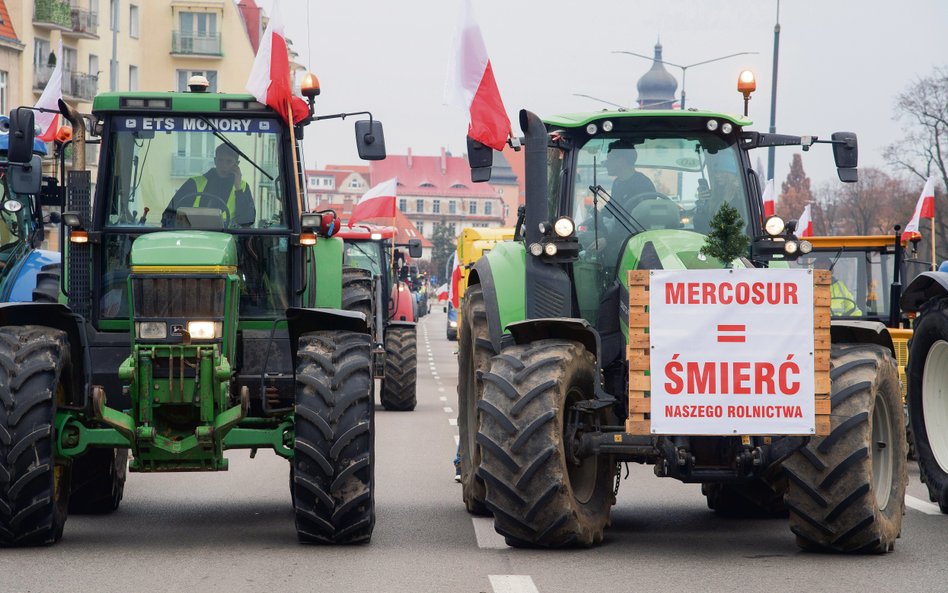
[648,269,815,435]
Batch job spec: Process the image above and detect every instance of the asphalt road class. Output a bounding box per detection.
[2,310,947,593]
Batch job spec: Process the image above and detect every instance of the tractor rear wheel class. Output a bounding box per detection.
[907,298,948,512]
[457,283,493,515]
[32,263,61,303]
[478,339,615,547]
[342,267,374,335]
[380,326,417,411]
[0,326,72,546]
[68,448,128,514]
[293,331,374,544]
[783,343,906,553]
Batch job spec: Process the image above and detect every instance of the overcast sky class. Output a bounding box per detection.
[255,0,947,195]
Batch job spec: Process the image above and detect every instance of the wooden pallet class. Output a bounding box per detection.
[626,269,832,436]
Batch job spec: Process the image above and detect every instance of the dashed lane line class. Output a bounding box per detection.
[906,495,943,515]
[489,576,540,593]
[443,407,453,413]
[472,517,509,549]
[449,418,457,426]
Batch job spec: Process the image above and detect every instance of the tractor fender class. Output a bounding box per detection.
[286,307,369,369]
[900,271,948,312]
[5,248,60,302]
[830,319,895,356]
[470,241,526,352]
[386,320,416,330]
[0,302,88,408]
[389,281,415,322]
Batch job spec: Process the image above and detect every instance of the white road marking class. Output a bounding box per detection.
[443,406,453,413]
[438,387,445,392]
[449,418,457,426]
[489,576,540,593]
[906,495,943,515]
[472,517,509,549]
[439,396,447,402]
[454,435,460,446]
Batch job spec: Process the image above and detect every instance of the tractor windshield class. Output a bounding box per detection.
[795,249,895,318]
[343,240,384,277]
[572,134,750,244]
[98,115,291,320]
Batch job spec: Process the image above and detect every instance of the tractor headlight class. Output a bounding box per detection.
[529,243,543,256]
[137,321,167,340]
[553,216,575,238]
[799,240,813,254]
[784,240,799,255]
[764,216,786,236]
[449,320,458,328]
[187,321,220,340]
[544,243,558,256]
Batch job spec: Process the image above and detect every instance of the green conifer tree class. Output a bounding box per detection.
[700,203,750,267]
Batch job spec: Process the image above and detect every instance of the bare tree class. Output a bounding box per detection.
[777,153,826,233]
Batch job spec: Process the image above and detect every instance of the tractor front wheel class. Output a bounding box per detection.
[478,339,615,547]
[380,326,417,411]
[292,331,374,544]
[907,298,948,512]
[68,448,128,514]
[0,326,72,546]
[783,343,906,553]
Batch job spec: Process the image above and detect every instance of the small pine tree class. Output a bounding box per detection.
[700,203,750,267]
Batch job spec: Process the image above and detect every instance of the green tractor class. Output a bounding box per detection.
[457,107,907,552]
[0,84,387,546]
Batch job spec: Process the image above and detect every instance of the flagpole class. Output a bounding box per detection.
[287,99,304,217]
[933,212,937,271]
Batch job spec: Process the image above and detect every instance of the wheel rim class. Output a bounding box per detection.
[565,386,598,504]
[871,387,894,510]
[922,339,948,472]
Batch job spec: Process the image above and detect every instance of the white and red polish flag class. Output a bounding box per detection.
[797,204,813,237]
[448,251,462,309]
[245,1,308,125]
[348,178,398,226]
[34,39,63,142]
[444,0,511,151]
[902,175,937,242]
[761,178,776,218]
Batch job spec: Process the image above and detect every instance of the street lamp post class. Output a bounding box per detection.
[767,0,782,181]
[612,50,758,110]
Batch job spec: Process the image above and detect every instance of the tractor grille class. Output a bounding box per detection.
[893,336,909,401]
[132,277,225,318]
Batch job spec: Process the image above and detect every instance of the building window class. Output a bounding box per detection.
[129,5,140,38]
[415,198,424,213]
[398,198,407,212]
[89,54,99,77]
[417,221,424,235]
[0,71,7,116]
[432,200,441,214]
[448,222,456,235]
[484,201,493,216]
[448,200,456,214]
[128,65,138,91]
[469,201,477,215]
[176,70,218,92]
[34,38,50,70]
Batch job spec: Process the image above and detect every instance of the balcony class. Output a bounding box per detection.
[171,31,222,57]
[33,67,99,102]
[33,0,72,29]
[63,8,99,38]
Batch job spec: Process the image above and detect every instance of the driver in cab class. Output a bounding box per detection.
[161,143,255,227]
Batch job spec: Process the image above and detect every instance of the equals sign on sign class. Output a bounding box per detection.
[717,324,746,343]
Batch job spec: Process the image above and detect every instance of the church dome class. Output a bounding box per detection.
[636,41,678,109]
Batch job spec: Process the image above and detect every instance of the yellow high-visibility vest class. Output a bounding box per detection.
[191,175,248,218]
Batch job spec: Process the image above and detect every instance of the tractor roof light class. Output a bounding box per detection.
[301,72,321,100]
[764,216,786,237]
[706,119,719,131]
[370,232,383,241]
[738,70,756,116]
[553,216,575,238]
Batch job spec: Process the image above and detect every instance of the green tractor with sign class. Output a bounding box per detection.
[457,105,907,552]
[0,78,387,546]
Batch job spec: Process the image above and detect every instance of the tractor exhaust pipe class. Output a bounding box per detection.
[57,98,86,172]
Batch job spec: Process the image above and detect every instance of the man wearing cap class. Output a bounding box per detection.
[162,143,256,227]
[605,140,656,214]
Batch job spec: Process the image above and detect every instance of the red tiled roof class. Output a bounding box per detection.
[0,0,19,44]
[237,0,262,53]
[327,164,369,175]
[370,152,497,199]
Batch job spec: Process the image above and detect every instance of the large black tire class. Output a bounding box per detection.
[457,284,493,515]
[702,473,788,518]
[68,448,128,514]
[380,326,417,411]
[32,263,61,303]
[0,326,72,546]
[292,331,374,544]
[783,343,907,553]
[342,267,374,335]
[478,339,615,547]
[907,298,948,512]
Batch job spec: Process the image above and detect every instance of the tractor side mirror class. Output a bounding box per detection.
[355,119,386,161]
[832,131,858,183]
[8,108,36,165]
[407,238,422,258]
[8,155,43,195]
[467,135,493,182]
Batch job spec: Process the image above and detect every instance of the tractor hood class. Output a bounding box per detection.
[130,231,237,270]
[618,230,747,271]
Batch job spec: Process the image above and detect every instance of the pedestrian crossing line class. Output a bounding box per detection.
[449,418,457,426]
[472,517,508,549]
[489,576,540,593]
[906,495,943,515]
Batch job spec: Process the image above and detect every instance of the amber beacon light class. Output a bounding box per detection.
[737,70,756,116]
